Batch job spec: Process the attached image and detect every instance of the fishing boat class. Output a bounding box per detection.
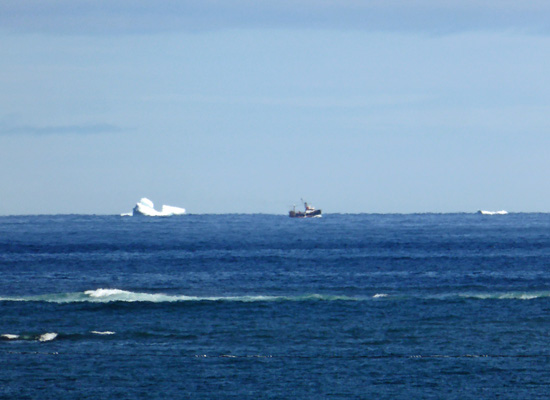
[289,200,322,218]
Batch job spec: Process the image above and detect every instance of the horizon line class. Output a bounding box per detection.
[0,211,540,217]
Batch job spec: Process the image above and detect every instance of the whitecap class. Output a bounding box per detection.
[85,288,129,298]
[518,293,539,300]
[373,293,388,298]
[1,334,19,340]
[459,291,550,300]
[38,332,58,342]
[83,288,188,303]
[91,331,116,335]
[1,289,367,304]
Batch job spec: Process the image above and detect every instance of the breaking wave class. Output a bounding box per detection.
[1,289,549,304]
[0,289,363,304]
[1,332,58,342]
[1,334,19,340]
[457,291,550,300]
[38,332,58,342]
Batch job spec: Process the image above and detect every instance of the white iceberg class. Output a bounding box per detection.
[122,198,186,217]
[477,210,508,215]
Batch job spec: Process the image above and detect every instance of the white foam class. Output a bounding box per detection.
[123,197,186,217]
[459,291,550,300]
[91,331,115,335]
[85,288,129,298]
[84,288,176,302]
[517,293,539,300]
[4,289,550,304]
[83,289,287,303]
[38,332,58,342]
[478,210,508,215]
[1,289,366,304]
[1,334,19,340]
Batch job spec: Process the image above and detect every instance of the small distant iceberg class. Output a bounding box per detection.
[477,210,508,215]
[121,198,186,217]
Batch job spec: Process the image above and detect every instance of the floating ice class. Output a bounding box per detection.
[478,210,508,215]
[122,197,186,217]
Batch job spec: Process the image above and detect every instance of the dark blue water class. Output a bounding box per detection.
[1,214,549,399]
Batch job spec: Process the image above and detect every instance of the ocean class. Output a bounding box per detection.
[1,213,549,399]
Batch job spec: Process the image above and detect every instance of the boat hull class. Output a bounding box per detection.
[289,209,322,218]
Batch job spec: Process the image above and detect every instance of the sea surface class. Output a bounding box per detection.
[1,213,549,399]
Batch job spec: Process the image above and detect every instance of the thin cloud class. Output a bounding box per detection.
[1,0,550,35]
[0,123,124,136]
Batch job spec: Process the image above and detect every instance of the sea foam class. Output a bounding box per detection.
[1,334,19,340]
[459,291,550,300]
[1,289,360,304]
[2,289,549,304]
[38,332,58,342]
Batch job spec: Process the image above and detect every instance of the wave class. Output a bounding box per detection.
[457,291,550,300]
[38,332,58,342]
[0,289,363,304]
[1,332,58,342]
[1,330,119,343]
[1,289,549,304]
[1,334,20,340]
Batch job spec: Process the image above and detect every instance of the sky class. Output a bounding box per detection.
[1,1,550,214]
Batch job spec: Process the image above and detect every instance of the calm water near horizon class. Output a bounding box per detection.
[1,213,549,399]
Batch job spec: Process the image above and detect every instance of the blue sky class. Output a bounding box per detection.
[1,1,550,214]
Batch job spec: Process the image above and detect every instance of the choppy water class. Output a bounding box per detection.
[1,213,549,399]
